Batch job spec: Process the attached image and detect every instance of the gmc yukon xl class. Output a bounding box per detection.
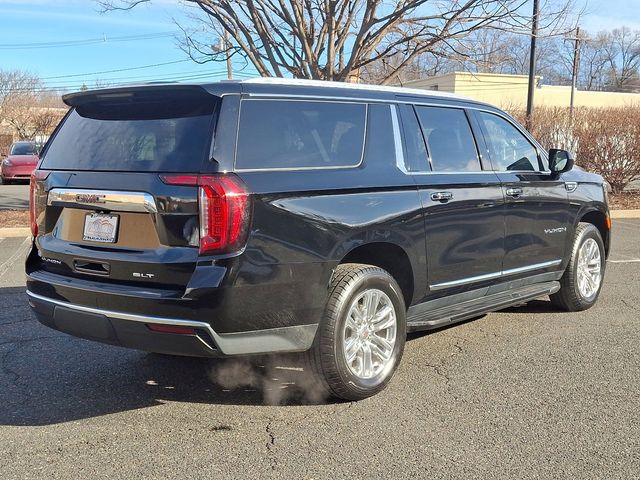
[26,78,610,400]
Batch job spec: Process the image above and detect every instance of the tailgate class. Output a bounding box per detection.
[30,171,200,290]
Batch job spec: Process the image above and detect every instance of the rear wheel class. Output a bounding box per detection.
[551,222,605,311]
[305,263,406,401]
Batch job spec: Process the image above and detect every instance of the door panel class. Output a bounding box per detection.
[417,173,505,288]
[473,110,570,272]
[401,105,505,293]
[497,172,569,271]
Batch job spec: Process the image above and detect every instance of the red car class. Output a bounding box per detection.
[1,141,39,184]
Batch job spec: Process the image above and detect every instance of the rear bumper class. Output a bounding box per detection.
[27,290,318,357]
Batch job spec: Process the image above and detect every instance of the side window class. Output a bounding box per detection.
[363,104,395,169]
[235,100,366,170]
[477,112,540,171]
[398,104,429,172]
[415,106,481,172]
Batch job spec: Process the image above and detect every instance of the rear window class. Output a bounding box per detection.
[235,100,366,170]
[41,94,217,172]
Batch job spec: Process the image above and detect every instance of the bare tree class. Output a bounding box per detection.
[601,27,640,91]
[100,0,576,85]
[0,70,65,140]
[575,32,610,90]
[0,70,40,117]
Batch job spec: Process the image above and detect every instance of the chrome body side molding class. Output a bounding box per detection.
[430,259,563,291]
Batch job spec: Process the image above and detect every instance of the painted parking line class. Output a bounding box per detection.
[0,237,30,279]
[608,259,640,264]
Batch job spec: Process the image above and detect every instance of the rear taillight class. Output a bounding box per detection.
[161,174,251,255]
[29,170,49,237]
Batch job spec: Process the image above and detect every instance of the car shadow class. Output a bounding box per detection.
[406,298,558,342]
[0,286,341,427]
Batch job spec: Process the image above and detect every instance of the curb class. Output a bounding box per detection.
[0,227,31,238]
[610,210,640,219]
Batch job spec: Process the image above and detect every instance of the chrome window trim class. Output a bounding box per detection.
[47,188,157,213]
[430,259,562,291]
[390,104,409,175]
[233,98,368,173]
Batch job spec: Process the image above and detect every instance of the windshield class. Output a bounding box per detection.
[41,93,218,172]
[10,143,37,155]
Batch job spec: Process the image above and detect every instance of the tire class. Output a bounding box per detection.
[304,263,406,401]
[551,222,606,312]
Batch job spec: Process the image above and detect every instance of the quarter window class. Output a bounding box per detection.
[415,106,481,172]
[477,112,540,171]
[235,100,366,170]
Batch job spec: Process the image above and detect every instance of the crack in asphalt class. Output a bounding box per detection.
[620,298,640,313]
[424,337,468,400]
[0,335,59,348]
[0,336,60,385]
[265,420,277,470]
[0,318,37,328]
[260,401,355,472]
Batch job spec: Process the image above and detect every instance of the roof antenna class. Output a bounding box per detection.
[396,74,403,87]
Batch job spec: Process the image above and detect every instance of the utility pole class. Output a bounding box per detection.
[224,30,232,80]
[569,26,581,117]
[526,0,540,129]
[212,31,233,80]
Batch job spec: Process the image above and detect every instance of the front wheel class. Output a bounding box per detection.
[551,222,606,311]
[305,263,406,401]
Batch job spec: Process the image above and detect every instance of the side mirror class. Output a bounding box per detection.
[549,149,574,173]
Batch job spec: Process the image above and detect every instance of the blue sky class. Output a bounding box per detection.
[0,0,639,93]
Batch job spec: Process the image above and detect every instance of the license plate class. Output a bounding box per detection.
[83,213,119,243]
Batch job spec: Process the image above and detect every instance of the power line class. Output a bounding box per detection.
[0,31,175,50]
[40,59,196,80]
[40,69,254,88]
[3,70,256,94]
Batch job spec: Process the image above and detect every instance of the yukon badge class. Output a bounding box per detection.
[544,227,567,234]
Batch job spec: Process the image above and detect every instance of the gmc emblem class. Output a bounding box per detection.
[76,194,105,204]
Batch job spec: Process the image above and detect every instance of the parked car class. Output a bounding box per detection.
[1,141,39,184]
[26,79,610,400]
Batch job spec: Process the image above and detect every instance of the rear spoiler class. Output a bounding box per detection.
[62,83,240,108]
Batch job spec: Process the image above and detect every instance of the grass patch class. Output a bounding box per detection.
[0,210,29,228]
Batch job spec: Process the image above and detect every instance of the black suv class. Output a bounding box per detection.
[27,79,610,400]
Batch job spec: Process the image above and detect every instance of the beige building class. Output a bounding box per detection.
[401,72,640,109]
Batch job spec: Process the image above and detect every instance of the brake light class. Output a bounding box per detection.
[29,170,49,237]
[161,174,251,255]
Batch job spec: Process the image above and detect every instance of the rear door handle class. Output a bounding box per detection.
[430,191,453,202]
[506,187,523,198]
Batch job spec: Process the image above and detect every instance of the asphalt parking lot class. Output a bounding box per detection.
[0,220,639,479]
[0,183,29,211]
